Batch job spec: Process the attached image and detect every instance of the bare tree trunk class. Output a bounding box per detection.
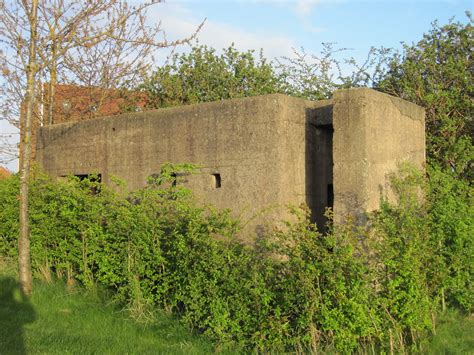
[19,0,39,296]
[47,76,55,125]
[2,0,201,296]
[47,43,58,125]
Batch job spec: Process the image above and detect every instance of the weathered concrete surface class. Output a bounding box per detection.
[332,88,425,223]
[36,89,425,241]
[36,94,334,240]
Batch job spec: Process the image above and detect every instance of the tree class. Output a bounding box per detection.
[0,0,200,295]
[141,43,282,109]
[375,13,473,311]
[277,43,391,100]
[0,132,18,166]
[376,13,473,180]
[18,0,38,296]
[43,3,203,123]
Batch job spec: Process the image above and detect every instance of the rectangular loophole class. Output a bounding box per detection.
[170,173,177,187]
[71,174,102,194]
[74,174,101,183]
[212,173,221,188]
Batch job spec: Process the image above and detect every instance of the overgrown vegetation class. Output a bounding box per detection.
[0,163,471,352]
[1,13,472,354]
[138,41,389,108]
[2,256,472,354]
[375,13,473,314]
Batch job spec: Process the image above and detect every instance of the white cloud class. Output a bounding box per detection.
[294,0,325,33]
[295,0,320,19]
[183,18,296,58]
[147,2,297,60]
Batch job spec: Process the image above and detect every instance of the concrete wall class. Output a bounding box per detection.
[37,94,334,240]
[36,89,426,240]
[332,88,425,223]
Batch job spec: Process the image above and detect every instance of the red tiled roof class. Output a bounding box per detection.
[0,166,12,179]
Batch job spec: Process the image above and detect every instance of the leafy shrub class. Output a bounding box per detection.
[369,166,435,350]
[0,164,471,352]
[427,166,473,312]
[141,44,282,109]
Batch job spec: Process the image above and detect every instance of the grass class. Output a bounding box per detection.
[423,310,474,354]
[1,258,472,354]
[0,261,217,354]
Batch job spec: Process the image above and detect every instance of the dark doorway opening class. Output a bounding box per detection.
[327,184,334,210]
[170,173,177,187]
[305,105,334,232]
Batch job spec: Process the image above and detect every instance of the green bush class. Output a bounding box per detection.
[0,164,471,352]
[369,166,435,350]
[141,44,282,109]
[427,166,473,312]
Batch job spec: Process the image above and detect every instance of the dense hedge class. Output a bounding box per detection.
[0,164,471,352]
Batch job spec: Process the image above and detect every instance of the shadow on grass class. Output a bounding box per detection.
[0,276,36,355]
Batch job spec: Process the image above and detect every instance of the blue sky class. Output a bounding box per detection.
[1,0,472,171]
[150,0,472,62]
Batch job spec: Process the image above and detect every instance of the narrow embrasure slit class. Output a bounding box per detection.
[212,173,221,188]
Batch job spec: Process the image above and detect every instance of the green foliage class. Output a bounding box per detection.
[371,13,474,315]
[139,41,392,107]
[372,14,473,317]
[263,211,377,352]
[142,43,282,108]
[368,164,473,351]
[377,13,473,180]
[370,166,435,349]
[376,13,474,318]
[0,175,18,257]
[3,165,468,352]
[427,165,473,312]
[2,258,470,354]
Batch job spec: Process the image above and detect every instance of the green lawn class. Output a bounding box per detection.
[0,264,216,354]
[1,259,472,354]
[423,310,474,354]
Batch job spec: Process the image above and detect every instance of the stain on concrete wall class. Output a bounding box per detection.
[333,88,425,224]
[36,89,425,241]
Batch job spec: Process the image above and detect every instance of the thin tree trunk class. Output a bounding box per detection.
[48,44,57,125]
[47,78,55,125]
[19,0,39,296]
